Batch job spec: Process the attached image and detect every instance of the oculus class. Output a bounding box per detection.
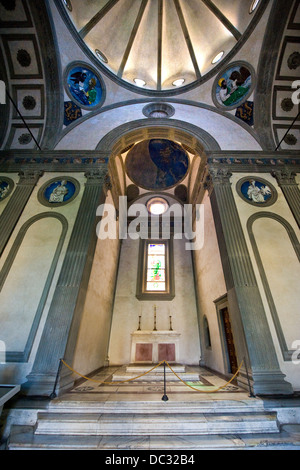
[213,61,255,110]
[146,197,169,216]
[64,62,105,110]
[236,177,277,207]
[38,177,80,207]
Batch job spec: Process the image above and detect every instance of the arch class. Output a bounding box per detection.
[0,212,68,362]
[247,212,300,361]
[96,118,220,155]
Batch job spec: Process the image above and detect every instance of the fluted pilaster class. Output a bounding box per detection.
[0,171,43,256]
[25,168,108,396]
[208,167,293,395]
[272,170,300,228]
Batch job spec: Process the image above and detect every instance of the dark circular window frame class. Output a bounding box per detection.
[63,61,106,111]
[55,0,269,97]
[38,176,81,208]
[236,176,278,207]
[0,176,15,202]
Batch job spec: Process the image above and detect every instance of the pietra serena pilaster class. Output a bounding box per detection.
[24,169,108,396]
[0,170,43,256]
[208,167,293,396]
[272,170,300,228]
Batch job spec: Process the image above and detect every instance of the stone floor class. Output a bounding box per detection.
[2,364,300,450]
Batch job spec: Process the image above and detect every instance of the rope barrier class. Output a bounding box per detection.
[165,360,244,393]
[60,358,244,393]
[60,358,166,385]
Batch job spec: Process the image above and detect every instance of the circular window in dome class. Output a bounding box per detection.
[146,197,169,215]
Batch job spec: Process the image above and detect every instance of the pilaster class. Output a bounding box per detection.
[24,168,108,396]
[208,167,293,395]
[272,170,300,228]
[0,170,43,256]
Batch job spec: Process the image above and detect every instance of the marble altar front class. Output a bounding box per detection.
[130,330,181,363]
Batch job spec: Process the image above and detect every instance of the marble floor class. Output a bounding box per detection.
[64,364,251,403]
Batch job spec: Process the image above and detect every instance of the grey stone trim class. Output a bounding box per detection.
[0,170,43,256]
[272,170,300,228]
[56,97,261,149]
[0,212,68,362]
[96,118,221,154]
[208,166,293,395]
[30,0,64,150]
[24,167,108,396]
[247,211,300,362]
[254,0,295,150]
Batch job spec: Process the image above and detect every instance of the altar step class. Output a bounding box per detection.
[111,363,200,382]
[7,396,285,450]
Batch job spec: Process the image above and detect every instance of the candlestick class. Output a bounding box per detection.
[153,305,157,331]
[137,315,141,331]
[169,315,173,331]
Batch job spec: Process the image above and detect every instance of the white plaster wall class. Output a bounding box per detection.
[108,236,201,366]
[73,191,121,375]
[231,172,300,391]
[0,172,86,384]
[192,192,227,374]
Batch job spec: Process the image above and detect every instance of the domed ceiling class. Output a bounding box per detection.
[60,0,264,93]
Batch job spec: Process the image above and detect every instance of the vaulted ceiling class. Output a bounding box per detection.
[61,0,265,92]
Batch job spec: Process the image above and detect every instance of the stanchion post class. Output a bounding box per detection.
[244,356,256,398]
[162,361,169,402]
[50,358,63,399]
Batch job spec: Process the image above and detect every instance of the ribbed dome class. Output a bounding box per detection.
[61,0,263,92]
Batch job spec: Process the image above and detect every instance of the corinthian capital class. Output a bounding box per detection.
[209,167,232,184]
[271,170,297,186]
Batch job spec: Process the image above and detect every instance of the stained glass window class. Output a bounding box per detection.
[146,243,166,291]
[136,239,174,300]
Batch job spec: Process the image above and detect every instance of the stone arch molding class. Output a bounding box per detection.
[54,101,262,151]
[0,212,68,362]
[247,211,300,361]
[96,118,221,156]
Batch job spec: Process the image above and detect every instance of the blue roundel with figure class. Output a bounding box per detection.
[65,63,104,110]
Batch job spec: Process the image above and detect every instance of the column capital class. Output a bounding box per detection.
[209,167,232,184]
[84,168,108,186]
[271,169,298,186]
[18,170,44,185]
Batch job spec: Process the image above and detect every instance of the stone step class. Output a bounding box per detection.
[111,364,198,382]
[10,425,300,451]
[48,398,267,415]
[111,372,200,382]
[34,410,279,436]
[125,364,186,373]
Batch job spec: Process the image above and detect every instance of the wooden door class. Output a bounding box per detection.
[221,307,238,374]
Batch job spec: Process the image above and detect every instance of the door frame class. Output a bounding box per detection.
[215,294,238,375]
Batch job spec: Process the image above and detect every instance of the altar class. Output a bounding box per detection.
[131,330,181,363]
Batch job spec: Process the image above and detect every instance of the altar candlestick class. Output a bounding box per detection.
[153,305,157,331]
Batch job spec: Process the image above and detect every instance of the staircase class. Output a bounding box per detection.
[7,363,299,450]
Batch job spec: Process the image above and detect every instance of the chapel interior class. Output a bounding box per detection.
[0,0,300,450]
